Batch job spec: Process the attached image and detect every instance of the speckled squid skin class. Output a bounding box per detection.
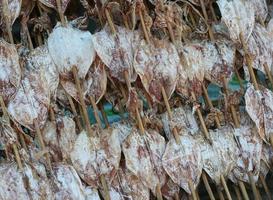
[52,164,86,200]
[245,84,273,142]
[229,114,263,184]
[92,25,141,83]
[162,133,202,194]
[250,0,268,22]
[61,57,107,105]
[0,162,30,200]
[70,127,121,189]
[134,38,179,103]
[0,117,17,148]
[198,127,238,185]
[260,144,273,178]
[111,164,150,200]
[7,67,50,131]
[43,115,77,161]
[26,45,59,98]
[217,0,255,43]
[122,127,167,196]
[244,24,273,77]
[24,163,53,200]
[0,39,21,103]
[161,106,199,140]
[176,39,235,98]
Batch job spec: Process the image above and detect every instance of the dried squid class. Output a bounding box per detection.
[244,24,273,78]
[0,39,21,103]
[198,127,238,186]
[122,127,168,197]
[70,126,121,189]
[162,132,203,194]
[8,65,50,130]
[43,115,77,161]
[60,56,107,104]
[217,0,255,43]
[229,114,263,184]
[0,162,30,200]
[245,84,273,142]
[110,161,150,200]
[134,38,179,103]
[92,25,141,83]
[47,23,95,80]
[161,106,199,140]
[26,45,59,98]
[38,0,70,14]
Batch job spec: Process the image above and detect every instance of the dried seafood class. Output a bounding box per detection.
[0,162,29,200]
[134,38,179,103]
[39,0,70,13]
[244,24,273,77]
[122,127,167,196]
[161,106,199,140]
[26,45,59,98]
[162,132,202,194]
[217,0,255,43]
[92,25,141,83]
[43,115,77,161]
[1,1,273,199]
[245,84,273,142]
[0,39,21,103]
[61,56,107,104]
[48,23,95,79]
[8,66,50,130]
[70,127,121,189]
[229,114,263,184]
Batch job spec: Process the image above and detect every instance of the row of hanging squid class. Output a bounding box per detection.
[1,0,273,199]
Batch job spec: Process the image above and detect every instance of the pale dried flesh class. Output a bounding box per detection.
[176,42,206,98]
[92,25,141,83]
[61,57,107,104]
[48,23,95,79]
[161,106,199,140]
[162,133,202,194]
[250,0,268,22]
[26,45,59,98]
[0,39,21,103]
[134,38,179,103]
[245,84,273,142]
[7,67,50,130]
[0,162,30,200]
[198,134,222,185]
[210,127,238,180]
[260,144,273,178]
[111,164,150,200]
[52,164,86,200]
[112,120,132,144]
[70,127,121,188]
[244,24,273,76]
[217,0,255,43]
[203,40,236,86]
[43,115,77,161]
[229,115,263,184]
[24,163,53,200]
[122,127,167,195]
